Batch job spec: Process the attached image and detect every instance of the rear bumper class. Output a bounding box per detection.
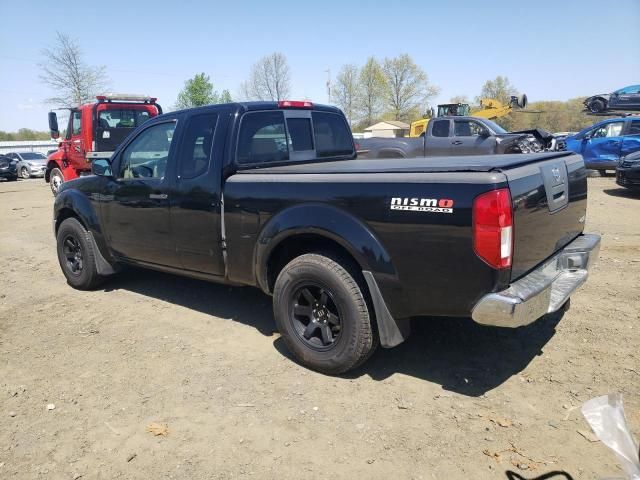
[471,234,600,328]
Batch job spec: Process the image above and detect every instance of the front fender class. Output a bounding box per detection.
[254,203,397,292]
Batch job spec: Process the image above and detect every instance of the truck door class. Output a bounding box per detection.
[100,119,181,267]
[170,111,227,276]
[424,119,452,156]
[450,119,496,155]
[67,110,86,169]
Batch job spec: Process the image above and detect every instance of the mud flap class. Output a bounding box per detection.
[362,271,411,348]
[87,231,118,276]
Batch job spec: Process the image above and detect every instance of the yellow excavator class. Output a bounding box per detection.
[408,94,528,137]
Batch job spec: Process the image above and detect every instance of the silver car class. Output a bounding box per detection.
[7,152,48,179]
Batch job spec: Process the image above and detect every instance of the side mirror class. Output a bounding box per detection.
[478,129,491,137]
[48,112,60,139]
[92,158,112,177]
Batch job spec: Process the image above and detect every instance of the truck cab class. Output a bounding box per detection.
[46,94,162,195]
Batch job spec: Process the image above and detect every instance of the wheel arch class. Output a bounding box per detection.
[255,204,396,295]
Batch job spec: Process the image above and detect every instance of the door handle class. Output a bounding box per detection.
[149,193,168,200]
[452,140,463,145]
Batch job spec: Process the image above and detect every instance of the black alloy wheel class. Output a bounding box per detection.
[62,234,84,276]
[291,285,342,350]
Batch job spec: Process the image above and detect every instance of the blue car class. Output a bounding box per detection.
[564,117,640,175]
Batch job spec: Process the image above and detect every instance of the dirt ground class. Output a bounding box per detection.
[0,176,638,480]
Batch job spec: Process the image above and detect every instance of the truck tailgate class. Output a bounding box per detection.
[505,152,588,281]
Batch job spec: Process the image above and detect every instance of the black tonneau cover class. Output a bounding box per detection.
[240,152,576,175]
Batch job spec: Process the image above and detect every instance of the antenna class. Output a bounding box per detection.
[325,68,331,104]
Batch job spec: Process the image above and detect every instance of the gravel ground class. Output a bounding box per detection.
[1,176,639,480]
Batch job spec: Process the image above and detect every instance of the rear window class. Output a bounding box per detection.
[311,112,353,158]
[237,110,353,165]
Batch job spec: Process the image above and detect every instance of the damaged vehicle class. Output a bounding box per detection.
[357,116,555,159]
[584,85,640,114]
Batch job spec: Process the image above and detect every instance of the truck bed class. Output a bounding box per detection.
[242,152,576,174]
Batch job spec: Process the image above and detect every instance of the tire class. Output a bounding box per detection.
[273,253,377,374]
[20,167,30,179]
[56,218,104,290]
[8,175,17,182]
[50,168,64,196]
[588,98,606,113]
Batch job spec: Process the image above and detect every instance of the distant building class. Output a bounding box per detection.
[363,121,410,138]
[0,140,59,156]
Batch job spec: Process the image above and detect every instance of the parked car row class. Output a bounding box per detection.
[0,151,48,180]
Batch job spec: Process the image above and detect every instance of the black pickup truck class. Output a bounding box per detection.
[358,116,554,159]
[53,101,600,374]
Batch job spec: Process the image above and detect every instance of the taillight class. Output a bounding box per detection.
[473,188,513,269]
[278,100,313,108]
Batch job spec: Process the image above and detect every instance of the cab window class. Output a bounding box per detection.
[119,122,175,180]
[311,112,353,158]
[454,120,486,137]
[72,111,82,135]
[591,122,624,139]
[432,120,450,137]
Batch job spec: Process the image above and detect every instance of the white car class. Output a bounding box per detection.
[6,152,48,179]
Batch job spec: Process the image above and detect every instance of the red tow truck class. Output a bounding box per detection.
[46,94,162,194]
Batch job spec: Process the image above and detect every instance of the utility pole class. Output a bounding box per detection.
[325,68,331,104]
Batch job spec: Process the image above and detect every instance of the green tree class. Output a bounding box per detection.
[357,57,386,127]
[333,64,359,126]
[175,73,219,109]
[478,76,518,105]
[381,54,439,121]
[219,89,233,104]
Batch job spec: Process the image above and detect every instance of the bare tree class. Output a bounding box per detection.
[382,54,439,121]
[333,64,359,126]
[39,32,109,107]
[357,57,386,127]
[242,52,291,101]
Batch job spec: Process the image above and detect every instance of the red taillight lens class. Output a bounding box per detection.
[473,188,513,269]
[278,100,313,108]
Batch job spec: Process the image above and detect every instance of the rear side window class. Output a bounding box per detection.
[627,121,640,136]
[237,111,289,164]
[432,120,449,137]
[311,112,353,158]
[178,113,218,179]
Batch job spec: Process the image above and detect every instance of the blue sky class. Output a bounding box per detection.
[1,0,639,131]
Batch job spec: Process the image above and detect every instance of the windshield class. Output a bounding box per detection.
[483,120,508,134]
[98,109,151,129]
[19,152,46,160]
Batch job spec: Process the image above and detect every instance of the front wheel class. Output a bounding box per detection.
[273,253,377,374]
[588,99,606,113]
[50,168,64,195]
[56,218,104,290]
[20,167,30,179]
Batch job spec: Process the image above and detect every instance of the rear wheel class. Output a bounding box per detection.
[56,218,104,290]
[273,253,377,374]
[20,167,30,179]
[50,168,64,195]
[7,175,17,182]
